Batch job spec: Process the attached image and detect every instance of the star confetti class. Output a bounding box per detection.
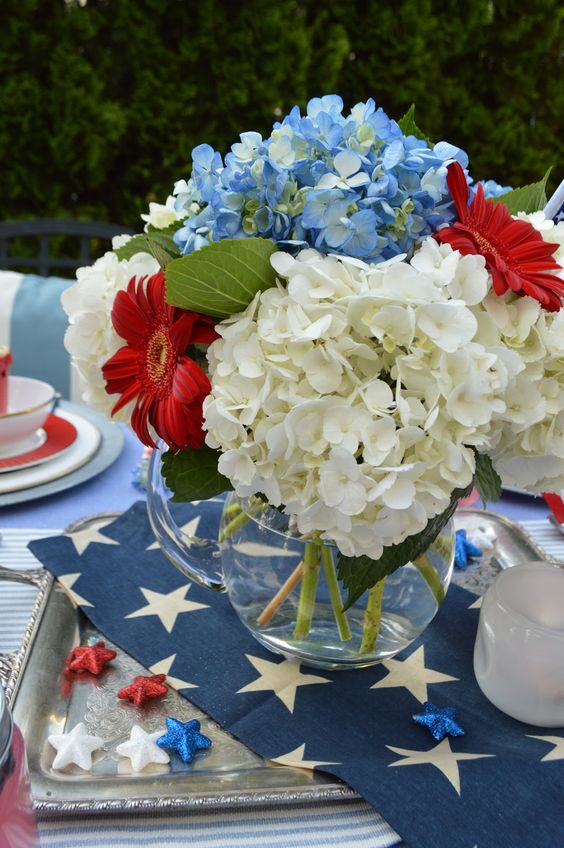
[65,641,117,675]
[116,725,170,772]
[117,674,169,706]
[48,722,104,771]
[454,529,483,569]
[468,527,496,551]
[412,701,465,742]
[157,717,212,763]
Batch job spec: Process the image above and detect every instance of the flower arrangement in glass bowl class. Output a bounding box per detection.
[62,95,564,667]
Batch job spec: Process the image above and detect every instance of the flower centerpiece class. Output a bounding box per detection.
[62,95,564,666]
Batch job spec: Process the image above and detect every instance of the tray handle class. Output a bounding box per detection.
[0,565,53,693]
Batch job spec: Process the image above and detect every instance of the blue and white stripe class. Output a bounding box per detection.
[37,803,401,848]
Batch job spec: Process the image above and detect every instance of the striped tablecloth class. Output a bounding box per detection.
[2,520,562,848]
[0,528,401,848]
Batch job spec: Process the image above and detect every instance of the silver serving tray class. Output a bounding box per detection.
[0,509,557,815]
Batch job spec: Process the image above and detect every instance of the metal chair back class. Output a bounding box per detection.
[0,219,135,277]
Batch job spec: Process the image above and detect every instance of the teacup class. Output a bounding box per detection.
[0,376,57,452]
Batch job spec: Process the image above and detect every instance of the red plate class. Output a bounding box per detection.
[0,414,78,472]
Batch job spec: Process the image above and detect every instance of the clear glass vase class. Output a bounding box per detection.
[147,447,455,670]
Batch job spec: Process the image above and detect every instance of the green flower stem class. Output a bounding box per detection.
[293,541,321,640]
[413,553,445,606]
[223,502,243,520]
[219,501,266,542]
[319,543,352,641]
[360,579,386,655]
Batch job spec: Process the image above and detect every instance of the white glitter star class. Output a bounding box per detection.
[116,725,170,772]
[48,722,104,771]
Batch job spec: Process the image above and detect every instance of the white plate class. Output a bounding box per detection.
[0,409,100,495]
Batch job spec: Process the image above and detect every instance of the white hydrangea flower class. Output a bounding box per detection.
[61,250,160,418]
[141,195,186,230]
[483,213,564,493]
[204,241,511,560]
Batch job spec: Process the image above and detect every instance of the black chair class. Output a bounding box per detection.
[0,219,135,277]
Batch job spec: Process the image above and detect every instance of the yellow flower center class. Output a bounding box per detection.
[146,329,172,385]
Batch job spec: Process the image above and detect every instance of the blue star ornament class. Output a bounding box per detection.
[454,529,483,569]
[413,702,465,742]
[157,717,212,763]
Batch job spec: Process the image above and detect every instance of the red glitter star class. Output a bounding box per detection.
[117,674,169,706]
[65,641,117,675]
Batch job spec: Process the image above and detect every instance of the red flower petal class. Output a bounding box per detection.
[111,285,150,345]
[436,162,563,312]
[102,272,217,449]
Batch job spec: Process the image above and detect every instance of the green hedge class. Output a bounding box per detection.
[1,0,562,228]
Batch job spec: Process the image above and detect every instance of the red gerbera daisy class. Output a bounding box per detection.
[102,272,218,449]
[435,162,564,312]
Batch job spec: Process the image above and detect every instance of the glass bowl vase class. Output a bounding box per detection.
[147,447,455,670]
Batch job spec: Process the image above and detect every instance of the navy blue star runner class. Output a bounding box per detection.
[29,500,564,848]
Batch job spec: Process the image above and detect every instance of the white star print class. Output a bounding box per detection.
[231,542,298,558]
[125,585,209,634]
[148,653,198,690]
[468,595,482,610]
[269,744,340,771]
[146,517,201,551]
[371,645,458,703]
[48,722,104,771]
[237,654,330,713]
[65,522,119,555]
[527,734,564,762]
[387,737,494,794]
[189,498,224,506]
[57,573,94,608]
[116,725,170,772]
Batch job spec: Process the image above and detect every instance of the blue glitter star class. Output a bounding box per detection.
[412,701,465,741]
[454,528,483,569]
[157,717,212,763]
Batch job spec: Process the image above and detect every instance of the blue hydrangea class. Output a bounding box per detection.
[478,179,512,199]
[171,95,472,263]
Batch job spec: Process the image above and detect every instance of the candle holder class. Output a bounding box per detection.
[474,561,564,726]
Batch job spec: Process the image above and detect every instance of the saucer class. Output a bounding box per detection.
[0,414,77,473]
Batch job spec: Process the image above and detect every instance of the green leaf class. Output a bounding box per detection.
[473,451,502,507]
[337,481,472,609]
[165,237,278,319]
[397,104,431,145]
[492,168,552,214]
[114,230,180,267]
[161,446,233,503]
